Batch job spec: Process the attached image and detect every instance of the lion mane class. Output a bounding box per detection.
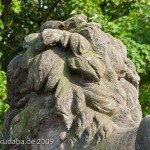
[3,14,142,149]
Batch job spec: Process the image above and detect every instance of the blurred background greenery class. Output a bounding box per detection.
[0,0,150,131]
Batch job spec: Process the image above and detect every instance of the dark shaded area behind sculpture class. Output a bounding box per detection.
[1,14,149,150]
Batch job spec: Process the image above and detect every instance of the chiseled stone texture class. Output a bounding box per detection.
[2,14,148,150]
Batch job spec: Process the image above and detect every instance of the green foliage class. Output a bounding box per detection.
[11,0,21,14]
[53,0,102,20]
[0,1,4,40]
[0,1,4,16]
[0,70,8,131]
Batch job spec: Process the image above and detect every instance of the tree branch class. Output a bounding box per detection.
[1,0,12,22]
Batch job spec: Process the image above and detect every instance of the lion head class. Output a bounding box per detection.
[3,14,142,149]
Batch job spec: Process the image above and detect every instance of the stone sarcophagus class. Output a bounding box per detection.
[1,14,150,150]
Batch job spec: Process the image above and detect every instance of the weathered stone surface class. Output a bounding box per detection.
[1,14,149,150]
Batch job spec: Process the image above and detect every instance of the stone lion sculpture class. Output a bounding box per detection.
[1,14,150,150]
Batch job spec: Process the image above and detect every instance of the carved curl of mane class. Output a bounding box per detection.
[4,14,142,149]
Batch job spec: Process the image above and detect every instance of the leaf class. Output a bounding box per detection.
[0,19,4,29]
[12,0,21,14]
